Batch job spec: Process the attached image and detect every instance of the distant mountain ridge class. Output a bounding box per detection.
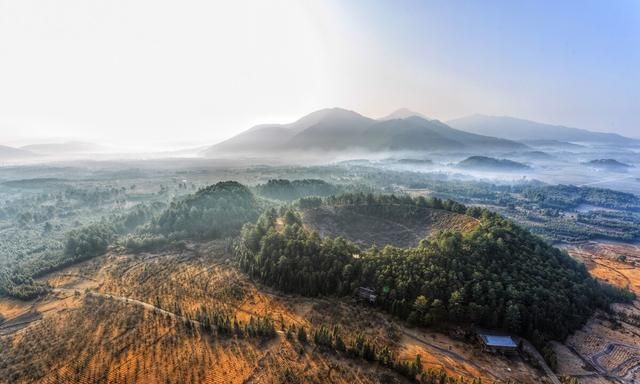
[0,145,36,160]
[447,114,638,145]
[21,141,106,154]
[205,108,526,156]
[585,159,632,170]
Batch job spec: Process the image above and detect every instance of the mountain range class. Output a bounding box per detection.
[21,141,107,155]
[2,110,637,161]
[0,145,36,160]
[446,114,638,145]
[0,141,111,162]
[205,108,526,156]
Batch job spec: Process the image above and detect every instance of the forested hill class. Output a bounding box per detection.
[152,181,261,240]
[235,194,634,345]
[585,159,632,170]
[1,181,261,300]
[255,179,340,201]
[457,156,530,171]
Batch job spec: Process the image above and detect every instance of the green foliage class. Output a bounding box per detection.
[193,306,276,340]
[153,181,260,240]
[120,234,170,253]
[255,179,340,201]
[236,195,634,344]
[313,325,333,348]
[0,190,166,300]
[323,192,470,216]
[297,323,474,383]
[523,184,640,210]
[297,196,323,209]
[245,316,277,339]
[458,156,530,170]
[64,223,113,261]
[286,325,295,341]
[297,326,308,343]
[0,271,48,300]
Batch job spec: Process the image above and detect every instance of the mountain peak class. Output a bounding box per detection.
[303,107,368,121]
[207,107,525,156]
[380,108,430,121]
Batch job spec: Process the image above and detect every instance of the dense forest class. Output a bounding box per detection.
[235,193,634,346]
[522,184,640,210]
[255,179,340,201]
[3,174,639,303]
[151,181,261,240]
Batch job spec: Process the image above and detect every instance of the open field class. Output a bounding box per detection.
[0,241,548,383]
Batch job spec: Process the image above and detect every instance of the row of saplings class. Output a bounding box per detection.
[290,323,494,384]
[187,306,278,340]
[187,303,493,384]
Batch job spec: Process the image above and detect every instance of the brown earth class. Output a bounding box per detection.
[557,242,640,384]
[0,240,544,384]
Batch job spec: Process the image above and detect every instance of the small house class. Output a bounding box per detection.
[477,332,518,354]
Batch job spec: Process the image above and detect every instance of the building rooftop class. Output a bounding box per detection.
[479,334,517,348]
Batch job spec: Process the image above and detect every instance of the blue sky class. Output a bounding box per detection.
[336,0,639,136]
[0,0,638,148]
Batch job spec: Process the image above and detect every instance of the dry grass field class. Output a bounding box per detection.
[0,240,547,384]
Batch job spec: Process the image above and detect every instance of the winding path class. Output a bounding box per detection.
[52,287,202,326]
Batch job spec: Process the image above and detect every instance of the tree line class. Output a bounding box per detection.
[285,322,488,383]
[255,179,340,201]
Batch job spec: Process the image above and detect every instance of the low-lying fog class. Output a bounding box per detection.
[1,140,639,194]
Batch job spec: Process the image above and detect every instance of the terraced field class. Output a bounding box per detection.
[556,241,640,384]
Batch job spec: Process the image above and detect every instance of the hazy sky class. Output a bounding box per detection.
[1,0,638,149]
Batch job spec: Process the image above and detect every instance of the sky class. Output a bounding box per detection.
[0,0,638,150]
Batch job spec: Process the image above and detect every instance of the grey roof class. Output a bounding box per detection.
[479,334,517,348]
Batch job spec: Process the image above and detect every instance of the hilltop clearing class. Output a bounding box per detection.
[299,197,478,248]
